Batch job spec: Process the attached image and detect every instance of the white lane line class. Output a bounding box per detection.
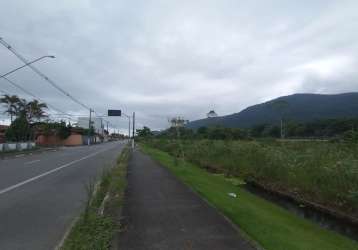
[0,145,116,196]
[24,159,41,165]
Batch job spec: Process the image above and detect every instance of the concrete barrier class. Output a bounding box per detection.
[6,143,17,151]
[1,142,36,152]
[19,143,28,151]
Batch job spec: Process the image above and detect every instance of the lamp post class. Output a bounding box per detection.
[88,108,93,145]
[0,55,55,79]
[132,112,135,148]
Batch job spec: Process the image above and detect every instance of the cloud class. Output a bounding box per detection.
[288,55,354,78]
[0,0,358,130]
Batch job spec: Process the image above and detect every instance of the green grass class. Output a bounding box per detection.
[61,147,129,250]
[146,139,358,217]
[141,144,358,250]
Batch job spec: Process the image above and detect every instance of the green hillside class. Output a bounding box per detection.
[187,93,358,129]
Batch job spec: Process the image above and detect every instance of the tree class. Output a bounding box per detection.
[0,94,21,122]
[5,114,31,142]
[343,130,358,143]
[57,121,71,139]
[25,99,48,122]
[0,95,48,124]
[197,126,208,138]
[137,126,153,138]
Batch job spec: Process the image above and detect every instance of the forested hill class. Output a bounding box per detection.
[187,93,358,129]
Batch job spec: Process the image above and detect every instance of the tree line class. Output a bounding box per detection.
[0,94,65,142]
[0,94,48,123]
[137,117,358,142]
[251,118,358,140]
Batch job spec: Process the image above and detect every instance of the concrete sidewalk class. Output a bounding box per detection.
[118,150,256,250]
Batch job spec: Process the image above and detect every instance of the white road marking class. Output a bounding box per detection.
[0,145,116,196]
[24,159,41,165]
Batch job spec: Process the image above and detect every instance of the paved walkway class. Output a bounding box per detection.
[118,150,256,250]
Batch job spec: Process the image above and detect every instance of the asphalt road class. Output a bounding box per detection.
[0,141,125,250]
[118,150,255,250]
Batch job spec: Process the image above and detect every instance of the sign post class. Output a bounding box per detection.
[108,109,135,148]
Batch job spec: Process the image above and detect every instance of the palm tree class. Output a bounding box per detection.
[26,99,48,122]
[0,94,21,122]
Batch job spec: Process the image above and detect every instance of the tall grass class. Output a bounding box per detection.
[141,144,358,250]
[61,147,129,250]
[147,139,358,217]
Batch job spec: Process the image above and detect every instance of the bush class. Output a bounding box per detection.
[342,130,358,143]
[5,115,31,142]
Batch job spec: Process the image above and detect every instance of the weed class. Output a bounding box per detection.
[141,144,358,250]
[146,139,358,217]
[61,147,129,250]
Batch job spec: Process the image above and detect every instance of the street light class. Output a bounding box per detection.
[0,55,55,79]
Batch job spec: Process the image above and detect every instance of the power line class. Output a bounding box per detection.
[0,37,91,111]
[0,83,79,124]
[0,88,9,95]
[0,76,73,118]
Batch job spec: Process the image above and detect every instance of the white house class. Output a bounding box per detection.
[77,117,104,135]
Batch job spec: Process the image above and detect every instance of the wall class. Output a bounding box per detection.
[63,134,83,146]
[36,134,84,146]
[0,142,36,152]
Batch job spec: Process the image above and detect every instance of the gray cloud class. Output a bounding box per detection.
[0,0,357,130]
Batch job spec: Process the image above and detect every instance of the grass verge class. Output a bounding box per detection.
[60,146,129,250]
[141,144,358,250]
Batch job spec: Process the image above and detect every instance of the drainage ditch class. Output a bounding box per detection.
[245,182,358,241]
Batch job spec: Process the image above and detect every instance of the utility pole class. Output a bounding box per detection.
[106,121,109,142]
[88,108,93,145]
[280,118,284,139]
[132,112,135,148]
[128,116,131,140]
[100,118,103,136]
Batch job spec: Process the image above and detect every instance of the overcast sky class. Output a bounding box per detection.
[0,0,358,131]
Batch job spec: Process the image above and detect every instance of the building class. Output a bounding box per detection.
[207,110,218,118]
[76,117,104,135]
[170,117,188,128]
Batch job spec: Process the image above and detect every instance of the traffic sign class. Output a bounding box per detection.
[108,109,122,116]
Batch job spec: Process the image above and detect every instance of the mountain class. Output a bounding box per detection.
[187,93,358,129]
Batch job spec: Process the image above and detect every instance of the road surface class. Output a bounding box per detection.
[118,150,255,250]
[0,141,125,250]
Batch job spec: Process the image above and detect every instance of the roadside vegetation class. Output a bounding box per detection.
[141,144,358,250]
[149,117,358,142]
[145,138,358,219]
[61,147,129,250]
[0,94,98,143]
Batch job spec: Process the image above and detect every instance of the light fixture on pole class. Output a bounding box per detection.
[0,55,55,79]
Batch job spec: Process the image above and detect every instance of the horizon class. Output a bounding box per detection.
[188,91,358,123]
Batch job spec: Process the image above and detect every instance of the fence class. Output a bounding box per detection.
[0,142,36,152]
